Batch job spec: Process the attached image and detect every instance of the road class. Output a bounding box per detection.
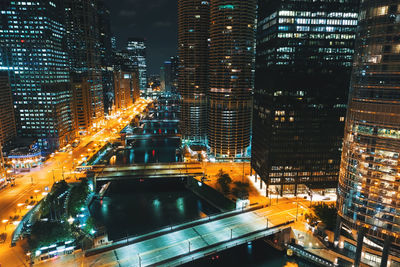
[0,98,152,267]
[35,199,310,267]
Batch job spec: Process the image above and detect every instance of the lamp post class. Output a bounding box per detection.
[2,219,8,230]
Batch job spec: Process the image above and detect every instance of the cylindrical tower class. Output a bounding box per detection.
[178,0,209,143]
[338,0,400,251]
[208,0,256,156]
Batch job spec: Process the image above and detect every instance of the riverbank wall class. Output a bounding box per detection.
[185,176,235,212]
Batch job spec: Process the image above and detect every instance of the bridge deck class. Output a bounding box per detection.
[94,163,203,181]
[83,207,295,267]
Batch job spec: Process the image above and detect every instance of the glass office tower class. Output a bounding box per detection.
[208,0,257,157]
[252,0,358,195]
[126,38,148,92]
[0,0,75,151]
[178,0,209,144]
[337,1,400,264]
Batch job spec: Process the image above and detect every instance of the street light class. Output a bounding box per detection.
[2,219,8,230]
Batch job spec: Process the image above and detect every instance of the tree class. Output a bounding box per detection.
[28,221,73,251]
[231,181,250,199]
[216,169,232,195]
[68,179,90,217]
[312,202,337,230]
[40,180,69,219]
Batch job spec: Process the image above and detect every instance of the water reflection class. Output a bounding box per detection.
[90,180,219,241]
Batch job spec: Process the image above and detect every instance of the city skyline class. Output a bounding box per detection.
[1,0,400,267]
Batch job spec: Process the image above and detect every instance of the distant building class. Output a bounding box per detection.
[0,0,75,151]
[178,0,210,144]
[160,60,173,92]
[126,38,147,92]
[252,0,358,195]
[113,71,140,112]
[72,81,92,135]
[65,0,104,128]
[111,37,117,51]
[148,74,161,91]
[0,72,16,146]
[169,56,179,92]
[337,1,400,265]
[113,51,133,72]
[208,0,257,156]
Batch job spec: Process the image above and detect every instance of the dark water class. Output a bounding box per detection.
[183,239,317,267]
[113,138,180,165]
[90,96,316,266]
[89,180,219,241]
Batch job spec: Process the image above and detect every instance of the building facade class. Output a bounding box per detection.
[178,0,210,144]
[126,38,147,91]
[98,0,114,115]
[208,0,257,156]
[113,71,139,112]
[65,0,104,129]
[337,1,400,265]
[252,0,359,195]
[0,72,16,146]
[0,0,75,151]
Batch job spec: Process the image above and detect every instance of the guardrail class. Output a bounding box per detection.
[287,243,336,267]
[85,204,267,257]
[148,220,294,267]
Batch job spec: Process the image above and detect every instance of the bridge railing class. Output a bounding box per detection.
[85,204,266,257]
[141,220,295,267]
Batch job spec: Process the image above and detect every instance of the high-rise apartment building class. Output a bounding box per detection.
[126,38,147,91]
[178,0,210,144]
[208,0,257,156]
[337,2,400,265]
[252,0,359,195]
[0,72,16,145]
[0,0,75,151]
[65,0,104,129]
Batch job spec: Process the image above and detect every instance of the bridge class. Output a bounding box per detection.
[35,201,303,267]
[125,133,181,140]
[92,162,204,182]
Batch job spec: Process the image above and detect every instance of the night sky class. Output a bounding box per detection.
[108,0,178,74]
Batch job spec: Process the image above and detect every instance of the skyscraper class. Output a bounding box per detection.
[337,2,400,265]
[169,56,179,92]
[126,38,147,91]
[160,59,176,92]
[178,0,210,143]
[252,0,358,195]
[0,0,75,151]
[0,72,16,146]
[97,0,114,115]
[65,0,104,129]
[208,0,257,156]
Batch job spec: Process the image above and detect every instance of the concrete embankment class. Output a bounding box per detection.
[185,176,235,212]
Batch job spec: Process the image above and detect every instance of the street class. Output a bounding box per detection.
[0,99,152,267]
